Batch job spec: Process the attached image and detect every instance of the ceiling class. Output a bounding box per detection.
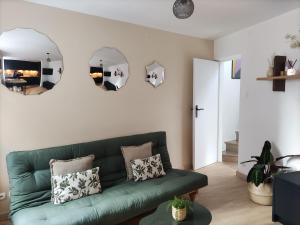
[25,0,300,40]
[89,48,128,68]
[0,28,62,62]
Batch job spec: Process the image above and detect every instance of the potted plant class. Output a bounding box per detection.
[168,197,191,221]
[241,140,300,206]
[286,30,300,49]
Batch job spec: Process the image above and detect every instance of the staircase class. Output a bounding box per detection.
[222,131,239,163]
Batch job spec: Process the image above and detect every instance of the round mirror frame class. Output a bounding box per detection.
[0,28,64,95]
[145,61,165,88]
[89,47,129,91]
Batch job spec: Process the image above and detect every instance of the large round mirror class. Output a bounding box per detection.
[89,47,129,91]
[0,28,63,95]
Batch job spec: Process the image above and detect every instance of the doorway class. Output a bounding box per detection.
[192,58,241,170]
[218,60,241,165]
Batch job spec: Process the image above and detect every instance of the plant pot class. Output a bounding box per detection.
[248,182,272,206]
[172,206,187,221]
[267,67,274,77]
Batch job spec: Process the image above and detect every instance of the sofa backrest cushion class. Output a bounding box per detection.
[6,131,171,215]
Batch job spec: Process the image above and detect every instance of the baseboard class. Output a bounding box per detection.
[0,211,9,221]
[236,170,247,181]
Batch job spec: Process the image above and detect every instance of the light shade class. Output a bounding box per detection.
[46,53,51,62]
[173,0,194,19]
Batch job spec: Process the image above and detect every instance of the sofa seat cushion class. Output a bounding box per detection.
[11,169,207,225]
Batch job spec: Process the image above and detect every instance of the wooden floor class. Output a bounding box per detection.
[0,163,280,225]
[196,162,280,225]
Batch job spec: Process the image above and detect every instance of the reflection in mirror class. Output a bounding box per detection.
[0,28,63,95]
[146,62,165,88]
[89,47,129,91]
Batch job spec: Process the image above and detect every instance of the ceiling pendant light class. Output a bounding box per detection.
[46,52,51,62]
[173,0,194,19]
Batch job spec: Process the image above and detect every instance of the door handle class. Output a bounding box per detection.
[195,105,204,118]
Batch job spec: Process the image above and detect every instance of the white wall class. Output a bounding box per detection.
[215,8,300,175]
[219,60,240,151]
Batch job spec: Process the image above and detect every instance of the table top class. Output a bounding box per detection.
[140,202,212,225]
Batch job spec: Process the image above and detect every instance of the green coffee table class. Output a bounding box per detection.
[140,201,212,225]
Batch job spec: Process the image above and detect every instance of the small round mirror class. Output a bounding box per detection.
[89,47,129,91]
[0,28,63,95]
[146,62,165,88]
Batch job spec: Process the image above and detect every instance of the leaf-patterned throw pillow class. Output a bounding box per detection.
[52,167,101,204]
[130,154,166,182]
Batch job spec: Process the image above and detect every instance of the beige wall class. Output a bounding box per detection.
[0,0,213,213]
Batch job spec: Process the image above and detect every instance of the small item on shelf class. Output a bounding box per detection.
[286,59,297,76]
[267,67,273,77]
[267,58,274,77]
[287,68,297,76]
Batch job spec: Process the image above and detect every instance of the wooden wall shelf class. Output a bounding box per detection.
[256,75,300,81]
[256,74,300,92]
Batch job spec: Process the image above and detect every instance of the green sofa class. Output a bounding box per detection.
[6,131,208,225]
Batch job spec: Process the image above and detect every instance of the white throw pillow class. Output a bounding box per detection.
[130,154,166,182]
[51,167,101,204]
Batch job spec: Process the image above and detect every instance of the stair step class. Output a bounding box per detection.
[222,151,238,163]
[225,140,239,153]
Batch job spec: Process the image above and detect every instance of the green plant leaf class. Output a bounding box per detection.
[251,166,265,187]
[247,167,255,183]
[251,156,261,161]
[244,141,300,185]
[259,141,273,164]
[169,196,191,210]
[254,164,265,169]
[270,164,290,174]
[276,154,300,161]
[274,165,290,169]
[240,160,258,164]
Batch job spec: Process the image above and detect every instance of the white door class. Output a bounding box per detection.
[193,59,219,170]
